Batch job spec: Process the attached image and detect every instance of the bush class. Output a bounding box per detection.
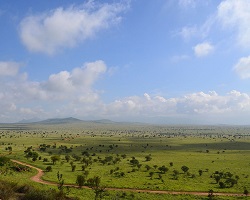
[0,156,10,166]
[0,180,17,200]
[46,166,53,172]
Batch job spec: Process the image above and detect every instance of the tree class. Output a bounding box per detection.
[158,165,168,174]
[130,158,139,166]
[244,188,249,196]
[71,165,76,172]
[181,165,189,173]
[137,164,142,170]
[208,189,214,200]
[145,165,151,171]
[145,155,152,161]
[65,155,71,162]
[51,155,60,165]
[158,174,164,182]
[219,181,225,188]
[0,156,10,166]
[214,175,221,184]
[173,170,179,180]
[149,172,154,180]
[46,166,52,172]
[76,175,85,188]
[56,171,68,199]
[87,176,106,200]
[198,169,203,176]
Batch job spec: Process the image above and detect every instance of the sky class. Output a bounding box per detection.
[1,0,250,124]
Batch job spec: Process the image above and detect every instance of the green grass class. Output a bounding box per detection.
[1,123,250,199]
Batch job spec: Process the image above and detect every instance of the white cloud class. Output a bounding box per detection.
[193,42,214,57]
[179,26,198,41]
[106,90,250,124]
[0,60,107,122]
[179,0,250,49]
[178,14,215,41]
[217,0,250,48]
[43,60,106,95]
[0,61,20,76]
[234,55,250,79]
[19,1,129,54]
[1,60,250,124]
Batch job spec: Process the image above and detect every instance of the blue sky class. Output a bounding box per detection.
[1,0,250,124]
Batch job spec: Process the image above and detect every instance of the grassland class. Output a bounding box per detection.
[0,122,250,199]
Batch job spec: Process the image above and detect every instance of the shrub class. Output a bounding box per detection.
[46,166,52,172]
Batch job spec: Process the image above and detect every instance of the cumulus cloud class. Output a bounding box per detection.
[106,91,250,123]
[0,60,107,122]
[193,42,214,57]
[43,60,106,95]
[1,60,250,124]
[19,1,129,54]
[0,61,20,76]
[217,0,250,48]
[234,55,250,79]
[179,0,250,49]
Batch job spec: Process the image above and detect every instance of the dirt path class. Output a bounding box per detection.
[11,159,248,197]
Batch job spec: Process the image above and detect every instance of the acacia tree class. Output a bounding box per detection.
[76,175,85,188]
[149,172,154,180]
[145,155,152,161]
[158,165,168,174]
[87,176,106,200]
[173,170,179,180]
[145,165,151,171]
[181,165,189,173]
[51,155,61,165]
[65,155,71,162]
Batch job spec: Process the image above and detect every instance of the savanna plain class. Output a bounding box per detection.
[0,121,250,200]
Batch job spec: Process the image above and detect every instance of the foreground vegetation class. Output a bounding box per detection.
[0,122,250,199]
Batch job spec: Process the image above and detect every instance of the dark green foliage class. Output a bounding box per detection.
[145,155,152,161]
[65,155,71,162]
[158,165,168,173]
[130,158,139,166]
[76,175,85,188]
[173,170,179,180]
[71,165,76,172]
[212,170,239,188]
[145,165,151,171]
[87,176,106,200]
[0,156,10,166]
[181,165,189,173]
[208,189,214,200]
[149,171,154,179]
[0,180,17,200]
[244,188,249,196]
[51,155,60,165]
[46,166,52,172]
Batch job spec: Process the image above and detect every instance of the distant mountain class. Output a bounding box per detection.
[17,117,131,125]
[37,117,82,124]
[90,119,116,124]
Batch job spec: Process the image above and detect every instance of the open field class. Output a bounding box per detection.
[1,122,250,199]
